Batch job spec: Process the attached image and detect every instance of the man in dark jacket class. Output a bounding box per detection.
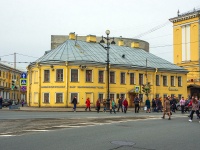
[72,96,77,112]
[134,95,140,113]
[171,96,177,113]
[117,97,123,112]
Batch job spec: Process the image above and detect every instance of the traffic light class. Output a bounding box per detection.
[11,79,17,90]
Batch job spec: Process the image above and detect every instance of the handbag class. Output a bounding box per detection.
[144,106,147,111]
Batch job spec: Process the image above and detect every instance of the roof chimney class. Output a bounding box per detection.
[86,35,96,43]
[69,32,75,40]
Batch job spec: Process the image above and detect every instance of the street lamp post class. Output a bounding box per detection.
[99,30,115,109]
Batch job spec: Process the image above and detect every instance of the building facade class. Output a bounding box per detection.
[27,33,187,108]
[169,8,200,98]
[0,62,25,101]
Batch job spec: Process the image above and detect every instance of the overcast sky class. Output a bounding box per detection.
[0,0,199,71]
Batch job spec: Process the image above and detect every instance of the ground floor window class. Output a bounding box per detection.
[43,93,50,103]
[98,93,104,103]
[70,93,78,103]
[56,93,63,103]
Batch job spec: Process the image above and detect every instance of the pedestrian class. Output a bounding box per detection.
[162,97,171,120]
[188,97,200,122]
[145,97,151,113]
[0,96,3,109]
[152,98,156,112]
[85,98,91,111]
[179,96,185,114]
[72,96,77,112]
[103,99,107,112]
[21,99,24,107]
[123,98,128,113]
[171,96,177,113]
[117,97,123,112]
[134,95,140,113]
[96,98,101,113]
[110,98,116,114]
[156,98,162,112]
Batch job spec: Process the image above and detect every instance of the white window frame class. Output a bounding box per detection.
[70,69,79,82]
[120,72,126,84]
[110,71,116,84]
[70,92,79,103]
[56,69,64,82]
[55,92,64,103]
[43,92,50,103]
[98,93,105,103]
[85,69,93,82]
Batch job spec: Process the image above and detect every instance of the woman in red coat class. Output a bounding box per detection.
[123,99,128,113]
[85,98,91,111]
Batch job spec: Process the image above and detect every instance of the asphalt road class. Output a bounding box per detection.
[0,110,199,150]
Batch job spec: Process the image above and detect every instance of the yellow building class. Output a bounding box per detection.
[27,33,188,108]
[169,8,200,98]
[0,62,25,101]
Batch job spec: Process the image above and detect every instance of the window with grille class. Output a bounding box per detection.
[71,69,78,82]
[110,71,115,83]
[56,69,63,81]
[98,71,104,83]
[44,70,50,82]
[86,70,92,82]
[120,72,125,84]
[130,73,135,85]
[56,93,63,103]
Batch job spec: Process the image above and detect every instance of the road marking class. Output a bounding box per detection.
[23,130,49,132]
[0,135,16,137]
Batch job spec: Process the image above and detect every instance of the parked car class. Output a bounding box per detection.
[2,99,12,107]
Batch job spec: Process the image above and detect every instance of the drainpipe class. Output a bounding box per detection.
[66,62,69,107]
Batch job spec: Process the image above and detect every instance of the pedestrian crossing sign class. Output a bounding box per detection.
[20,79,27,86]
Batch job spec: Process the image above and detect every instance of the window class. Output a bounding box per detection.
[155,94,159,99]
[110,71,115,83]
[86,70,92,82]
[56,69,63,81]
[171,76,175,86]
[163,94,167,98]
[98,93,104,103]
[182,25,190,61]
[178,94,182,100]
[130,73,135,84]
[156,75,160,86]
[43,93,50,103]
[98,71,104,83]
[178,76,182,87]
[120,72,125,84]
[71,69,78,82]
[56,93,63,103]
[44,70,50,82]
[139,74,143,85]
[70,93,78,103]
[163,76,167,86]
[110,94,115,101]
[171,94,175,98]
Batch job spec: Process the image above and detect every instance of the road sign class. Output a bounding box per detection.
[21,72,27,79]
[20,79,27,86]
[21,86,27,92]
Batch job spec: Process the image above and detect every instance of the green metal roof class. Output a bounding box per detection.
[31,40,187,72]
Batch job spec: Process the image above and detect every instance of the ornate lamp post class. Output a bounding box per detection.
[99,30,115,108]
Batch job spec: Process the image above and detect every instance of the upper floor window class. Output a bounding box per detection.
[98,71,104,83]
[86,70,92,82]
[178,76,182,87]
[110,71,115,84]
[44,70,50,82]
[120,72,126,84]
[171,76,175,86]
[56,69,63,81]
[156,75,160,86]
[130,73,135,84]
[71,69,78,82]
[139,74,143,85]
[3,72,5,78]
[163,76,167,86]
